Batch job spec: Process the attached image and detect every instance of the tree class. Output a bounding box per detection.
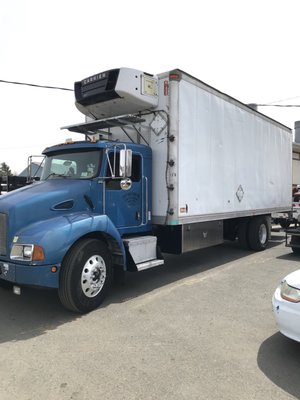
[0,162,12,176]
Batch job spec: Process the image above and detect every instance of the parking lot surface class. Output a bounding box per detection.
[0,229,300,400]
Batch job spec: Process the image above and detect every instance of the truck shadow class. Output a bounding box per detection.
[109,233,284,305]
[277,253,300,262]
[257,332,300,399]
[0,286,76,344]
[0,234,285,344]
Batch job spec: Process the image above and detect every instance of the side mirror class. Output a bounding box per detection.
[119,149,132,178]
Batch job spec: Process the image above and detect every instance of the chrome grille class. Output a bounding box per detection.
[0,213,7,256]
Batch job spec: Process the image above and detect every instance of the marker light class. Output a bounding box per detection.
[169,73,180,80]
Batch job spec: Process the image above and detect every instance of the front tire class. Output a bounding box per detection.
[58,238,113,313]
[291,235,300,255]
[292,246,300,255]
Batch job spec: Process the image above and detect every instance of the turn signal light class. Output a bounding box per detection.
[32,245,45,261]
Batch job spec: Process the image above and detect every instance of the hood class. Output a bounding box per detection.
[285,269,300,290]
[0,180,96,239]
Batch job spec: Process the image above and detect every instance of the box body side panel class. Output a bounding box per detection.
[176,78,292,222]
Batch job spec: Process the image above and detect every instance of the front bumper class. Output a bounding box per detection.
[272,287,300,342]
[0,260,60,288]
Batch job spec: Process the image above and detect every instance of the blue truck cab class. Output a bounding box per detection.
[0,139,163,312]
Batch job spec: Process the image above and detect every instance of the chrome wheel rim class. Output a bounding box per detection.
[259,224,267,244]
[81,254,106,298]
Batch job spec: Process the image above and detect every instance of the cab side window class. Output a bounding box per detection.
[131,155,141,182]
[106,152,141,190]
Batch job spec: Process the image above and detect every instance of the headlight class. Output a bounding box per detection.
[280,280,300,303]
[10,244,45,261]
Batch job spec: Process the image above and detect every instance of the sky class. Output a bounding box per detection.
[1,0,300,174]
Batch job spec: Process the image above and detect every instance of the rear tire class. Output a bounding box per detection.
[238,218,250,249]
[58,238,113,313]
[248,216,270,251]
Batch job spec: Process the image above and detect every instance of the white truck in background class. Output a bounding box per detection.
[272,190,300,228]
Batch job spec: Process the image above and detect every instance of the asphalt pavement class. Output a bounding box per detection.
[0,229,299,400]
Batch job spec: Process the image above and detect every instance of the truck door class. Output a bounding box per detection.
[104,151,145,229]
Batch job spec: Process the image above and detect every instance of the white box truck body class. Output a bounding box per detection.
[150,71,292,222]
[67,68,292,253]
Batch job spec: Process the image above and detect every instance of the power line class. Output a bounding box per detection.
[265,96,300,105]
[1,79,300,106]
[0,79,73,91]
[257,104,300,107]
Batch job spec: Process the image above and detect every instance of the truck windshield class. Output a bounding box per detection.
[41,149,102,180]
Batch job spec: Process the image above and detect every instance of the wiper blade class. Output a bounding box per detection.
[45,173,69,180]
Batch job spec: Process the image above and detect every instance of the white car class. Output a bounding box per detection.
[272,270,300,342]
